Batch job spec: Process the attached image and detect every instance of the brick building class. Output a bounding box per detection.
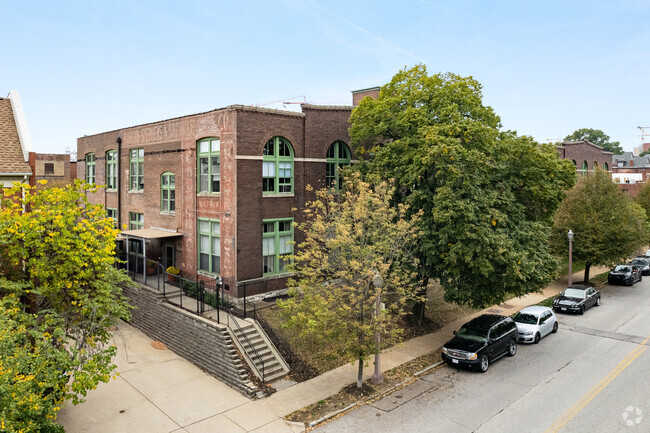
[77,103,353,299]
[28,153,74,187]
[555,140,613,174]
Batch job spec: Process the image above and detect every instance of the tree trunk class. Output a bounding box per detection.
[357,354,364,389]
[583,262,591,284]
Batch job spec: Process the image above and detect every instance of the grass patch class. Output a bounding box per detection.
[591,271,609,284]
[557,260,586,279]
[285,351,443,425]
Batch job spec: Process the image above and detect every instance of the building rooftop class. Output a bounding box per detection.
[0,95,32,175]
[612,151,650,168]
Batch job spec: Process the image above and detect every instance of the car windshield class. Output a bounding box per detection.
[632,259,647,265]
[563,288,586,299]
[513,313,538,325]
[456,326,488,342]
[614,265,631,273]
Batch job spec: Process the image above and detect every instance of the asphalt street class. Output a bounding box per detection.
[315,280,650,433]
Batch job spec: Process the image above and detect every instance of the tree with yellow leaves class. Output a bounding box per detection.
[279,174,423,388]
[0,180,132,432]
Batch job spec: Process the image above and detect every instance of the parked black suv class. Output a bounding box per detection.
[442,314,518,373]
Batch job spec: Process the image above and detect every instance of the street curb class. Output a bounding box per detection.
[306,360,445,429]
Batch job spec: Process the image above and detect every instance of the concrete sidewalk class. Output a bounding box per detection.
[57,267,606,432]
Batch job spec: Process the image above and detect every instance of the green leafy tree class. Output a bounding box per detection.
[0,180,132,432]
[349,65,576,308]
[636,182,650,222]
[563,128,623,154]
[551,170,647,283]
[279,174,423,388]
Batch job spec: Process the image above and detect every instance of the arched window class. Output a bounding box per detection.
[263,136,293,194]
[593,161,598,169]
[604,162,609,171]
[106,150,117,190]
[161,172,175,213]
[326,141,351,189]
[85,153,96,184]
[582,160,588,175]
[572,160,577,167]
[197,137,220,193]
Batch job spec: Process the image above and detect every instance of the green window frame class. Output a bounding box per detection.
[106,150,117,190]
[582,160,588,176]
[326,141,351,189]
[262,218,293,275]
[262,136,293,194]
[161,172,175,213]
[198,218,220,274]
[85,153,96,184]
[129,212,143,230]
[129,148,144,191]
[604,162,609,171]
[197,138,220,193]
[106,207,118,228]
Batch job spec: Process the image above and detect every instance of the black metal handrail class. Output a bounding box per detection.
[225,308,265,383]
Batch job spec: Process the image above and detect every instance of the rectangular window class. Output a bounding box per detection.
[106,150,118,190]
[129,148,144,191]
[85,153,96,184]
[197,138,220,193]
[129,212,144,230]
[262,162,275,192]
[44,163,54,175]
[107,208,118,228]
[198,218,220,274]
[263,218,293,275]
[161,172,175,213]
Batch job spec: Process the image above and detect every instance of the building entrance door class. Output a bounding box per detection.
[163,243,175,269]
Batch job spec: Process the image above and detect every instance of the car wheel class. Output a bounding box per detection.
[534,333,540,344]
[552,322,558,333]
[507,339,517,356]
[580,305,585,315]
[479,355,489,373]
[596,297,601,307]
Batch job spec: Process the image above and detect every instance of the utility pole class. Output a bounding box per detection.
[638,126,650,155]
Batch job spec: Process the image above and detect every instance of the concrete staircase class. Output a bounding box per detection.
[229,318,290,383]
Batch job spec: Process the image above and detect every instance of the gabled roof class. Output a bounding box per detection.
[612,151,650,168]
[0,92,32,176]
[559,140,614,155]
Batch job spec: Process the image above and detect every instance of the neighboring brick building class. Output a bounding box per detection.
[352,87,380,107]
[77,103,353,299]
[0,91,33,188]
[555,140,613,174]
[28,153,73,187]
[610,152,650,196]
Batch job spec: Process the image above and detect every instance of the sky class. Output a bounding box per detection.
[3,0,650,157]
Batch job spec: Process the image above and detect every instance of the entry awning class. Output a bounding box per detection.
[118,228,183,240]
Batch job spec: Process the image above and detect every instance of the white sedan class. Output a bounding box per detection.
[513,306,558,344]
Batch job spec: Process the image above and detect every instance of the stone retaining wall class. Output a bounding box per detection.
[122,284,258,397]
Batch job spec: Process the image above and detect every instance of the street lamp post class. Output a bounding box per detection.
[371,271,384,385]
[568,230,574,286]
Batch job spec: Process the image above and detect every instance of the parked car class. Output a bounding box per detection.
[513,306,558,344]
[631,257,650,275]
[607,264,642,285]
[442,314,517,373]
[553,285,601,314]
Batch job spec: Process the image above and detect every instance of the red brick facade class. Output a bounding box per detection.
[77,104,352,298]
[29,152,71,187]
[555,140,613,174]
